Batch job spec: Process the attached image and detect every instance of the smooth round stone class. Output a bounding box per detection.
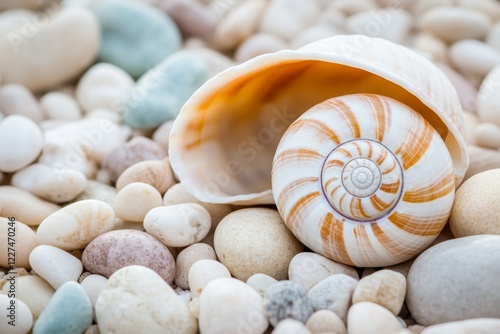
[478,65,500,125]
[0,115,42,173]
[0,186,60,226]
[188,259,231,298]
[307,274,358,323]
[29,245,83,289]
[234,33,288,63]
[101,136,166,182]
[0,218,37,269]
[347,302,402,334]
[458,0,500,21]
[421,318,500,334]
[174,243,216,290]
[145,203,211,248]
[113,182,163,222]
[116,158,175,194]
[413,33,447,63]
[0,84,43,122]
[80,274,107,321]
[352,269,406,315]
[12,163,87,203]
[418,7,491,43]
[305,310,346,334]
[291,25,344,50]
[474,123,500,149]
[0,295,33,334]
[73,180,117,206]
[152,120,174,152]
[34,281,92,334]
[449,39,500,78]
[450,169,500,237]
[40,92,81,120]
[289,252,359,291]
[434,63,477,113]
[487,21,500,52]
[96,265,197,334]
[272,319,310,334]
[76,62,134,113]
[122,51,208,129]
[213,0,267,50]
[0,8,99,92]
[37,199,115,250]
[264,281,314,326]
[214,208,303,281]
[5,275,55,320]
[82,229,175,283]
[199,277,268,334]
[247,273,279,298]
[93,0,181,78]
[407,235,500,325]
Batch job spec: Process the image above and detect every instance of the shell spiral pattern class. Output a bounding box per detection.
[272,94,455,267]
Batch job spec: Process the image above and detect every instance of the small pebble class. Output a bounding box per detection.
[188,259,231,298]
[487,21,500,52]
[40,92,81,121]
[152,120,175,152]
[80,274,107,321]
[449,39,500,78]
[264,280,314,326]
[305,310,346,334]
[413,33,447,63]
[0,218,37,269]
[234,33,288,63]
[246,273,279,297]
[73,180,117,206]
[113,182,163,222]
[82,229,175,283]
[464,145,500,182]
[478,65,500,125]
[272,319,311,334]
[474,122,500,149]
[0,295,33,334]
[163,0,217,42]
[347,302,403,334]
[116,158,175,194]
[0,84,43,122]
[421,318,500,334]
[174,243,217,289]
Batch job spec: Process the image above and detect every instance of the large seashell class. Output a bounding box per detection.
[169,35,469,266]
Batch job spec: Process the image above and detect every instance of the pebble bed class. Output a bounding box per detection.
[0,0,500,333]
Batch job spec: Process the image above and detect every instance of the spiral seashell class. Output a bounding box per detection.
[272,94,455,267]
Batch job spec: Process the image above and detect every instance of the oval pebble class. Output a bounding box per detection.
[116,158,175,194]
[80,274,107,321]
[247,273,279,298]
[234,33,288,63]
[306,310,346,334]
[0,295,33,334]
[407,235,500,325]
[449,39,500,78]
[478,65,500,125]
[214,208,303,281]
[0,84,43,122]
[421,318,500,334]
[152,120,175,152]
[174,243,217,290]
[73,180,117,206]
[40,92,81,121]
[0,218,37,269]
[474,122,500,149]
[0,115,43,173]
[113,182,163,222]
[264,281,314,326]
[199,277,268,334]
[163,0,217,42]
[487,21,500,52]
[144,203,211,247]
[272,319,310,334]
[413,33,447,63]
[37,199,115,250]
[4,275,55,320]
[93,0,181,78]
[96,265,197,334]
[34,281,92,334]
[82,229,175,283]
[188,259,231,298]
[347,302,402,334]
[29,245,83,289]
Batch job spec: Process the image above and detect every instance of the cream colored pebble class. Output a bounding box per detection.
[81,274,108,321]
[306,310,346,334]
[272,319,311,334]
[174,243,217,290]
[0,295,33,334]
[0,84,44,122]
[474,122,500,149]
[40,92,81,120]
[116,158,175,195]
[0,218,38,269]
[188,259,231,298]
[347,302,402,334]
[113,182,163,222]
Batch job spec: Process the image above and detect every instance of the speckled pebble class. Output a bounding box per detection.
[0,84,43,122]
[305,310,346,334]
[0,218,38,269]
[116,158,175,194]
[82,229,175,283]
[0,295,33,334]
[188,259,231,298]
[247,273,279,297]
[174,243,216,289]
[113,182,163,222]
[272,319,311,334]
[40,92,81,121]
[264,280,314,326]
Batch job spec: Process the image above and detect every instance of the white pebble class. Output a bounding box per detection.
[113,182,162,222]
[478,65,500,125]
[40,92,81,120]
[188,259,231,298]
[174,243,217,290]
[347,302,403,334]
[81,274,107,321]
[272,319,311,334]
[246,273,278,297]
[474,122,500,149]
[0,295,33,334]
[449,39,500,78]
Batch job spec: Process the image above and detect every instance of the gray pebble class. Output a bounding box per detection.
[264,281,314,326]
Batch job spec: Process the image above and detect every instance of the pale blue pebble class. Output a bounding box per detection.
[93,0,182,78]
[122,51,209,129]
[34,281,92,334]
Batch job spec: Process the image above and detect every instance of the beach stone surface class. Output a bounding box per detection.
[116,158,175,194]
[264,280,314,326]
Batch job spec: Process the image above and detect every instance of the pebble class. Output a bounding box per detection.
[101,136,166,182]
[273,319,311,334]
[214,208,303,281]
[37,199,115,250]
[29,245,83,289]
[94,0,181,78]
[73,180,117,206]
[182,48,235,78]
[288,252,359,291]
[0,295,33,334]
[264,280,314,326]
[12,163,87,203]
[291,25,344,50]
[80,274,107,321]
[122,51,208,129]
[450,169,500,237]
[234,33,288,63]
[34,281,91,334]
[352,269,406,315]
[40,92,81,121]
[474,122,500,149]
[116,158,175,194]
[421,318,500,334]
[0,115,43,173]
[96,265,197,334]
[0,186,60,226]
[487,21,500,52]
[174,243,217,289]
[144,203,211,247]
[7,275,55,320]
[418,7,491,43]
[0,218,37,269]
[347,302,403,334]
[82,229,175,283]
[478,65,500,125]
[199,277,268,334]
[305,310,346,334]
[247,273,279,298]
[407,235,500,325]
[0,84,43,122]
[458,0,500,21]
[152,120,175,152]
[413,33,447,63]
[385,260,414,279]
[449,39,500,78]
[331,0,379,15]
[307,274,358,323]
[464,145,500,182]
[76,62,134,114]
[0,8,100,92]
[188,259,231,298]
[113,182,163,222]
